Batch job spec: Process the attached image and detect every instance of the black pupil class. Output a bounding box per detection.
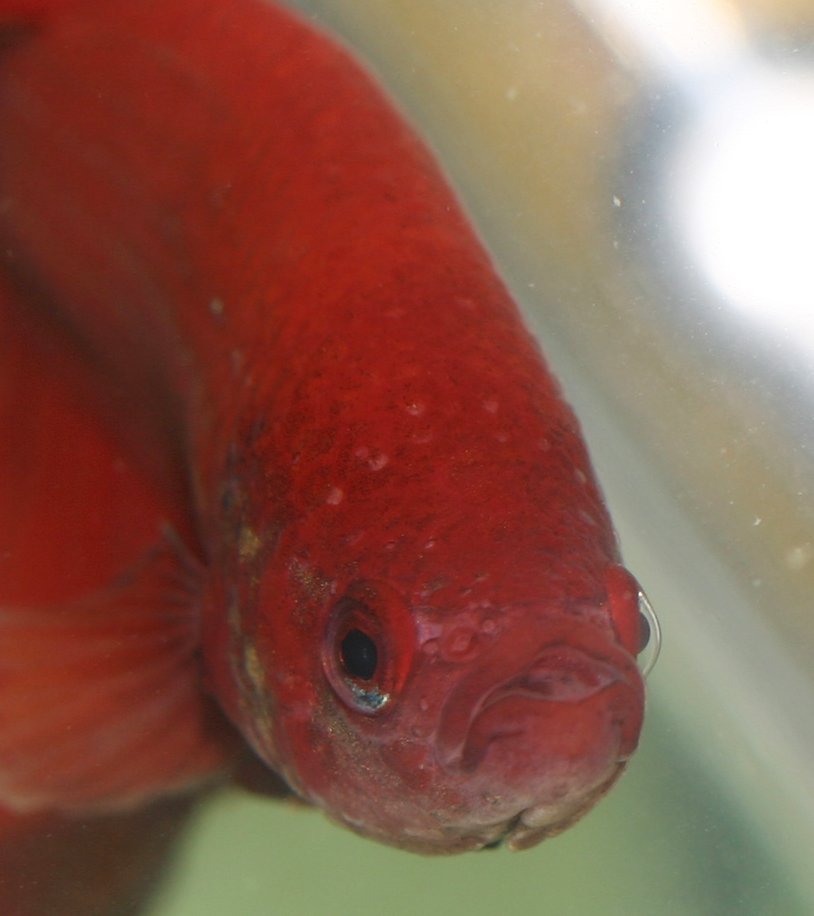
[340,628,378,681]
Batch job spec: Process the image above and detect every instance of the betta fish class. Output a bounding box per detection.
[0,0,656,910]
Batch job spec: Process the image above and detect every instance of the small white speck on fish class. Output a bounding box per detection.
[325,487,344,505]
[405,401,426,416]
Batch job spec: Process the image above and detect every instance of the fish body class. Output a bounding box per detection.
[0,0,645,880]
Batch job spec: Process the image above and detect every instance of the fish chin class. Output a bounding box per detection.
[484,760,625,851]
[328,757,624,855]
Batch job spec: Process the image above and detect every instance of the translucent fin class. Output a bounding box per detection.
[0,794,198,916]
[0,533,235,814]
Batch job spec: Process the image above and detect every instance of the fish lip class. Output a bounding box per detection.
[435,627,641,771]
[480,643,629,709]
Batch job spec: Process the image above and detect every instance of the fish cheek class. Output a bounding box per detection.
[374,738,436,793]
[285,695,443,838]
[282,689,357,799]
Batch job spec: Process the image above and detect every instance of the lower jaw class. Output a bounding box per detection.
[444,755,626,853]
[372,757,626,854]
[501,761,625,850]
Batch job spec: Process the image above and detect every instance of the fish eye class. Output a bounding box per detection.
[323,595,390,714]
[322,580,416,715]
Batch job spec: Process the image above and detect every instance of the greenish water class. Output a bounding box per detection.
[152,701,805,916]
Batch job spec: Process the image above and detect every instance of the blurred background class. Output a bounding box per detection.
[153,1,814,912]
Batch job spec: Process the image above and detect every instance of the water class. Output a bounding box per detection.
[152,1,814,912]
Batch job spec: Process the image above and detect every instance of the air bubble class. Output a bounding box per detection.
[636,589,662,678]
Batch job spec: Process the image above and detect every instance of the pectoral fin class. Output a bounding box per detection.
[0,535,237,814]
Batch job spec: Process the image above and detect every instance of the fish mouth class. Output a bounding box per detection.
[436,629,643,771]
[431,622,643,850]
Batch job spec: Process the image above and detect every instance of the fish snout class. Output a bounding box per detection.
[432,621,644,845]
[437,640,642,768]
[461,646,636,765]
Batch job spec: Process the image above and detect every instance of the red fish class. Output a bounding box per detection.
[0,0,649,906]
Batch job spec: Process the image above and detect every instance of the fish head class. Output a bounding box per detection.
[243,559,647,853]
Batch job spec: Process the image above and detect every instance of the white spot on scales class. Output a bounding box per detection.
[325,487,344,505]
